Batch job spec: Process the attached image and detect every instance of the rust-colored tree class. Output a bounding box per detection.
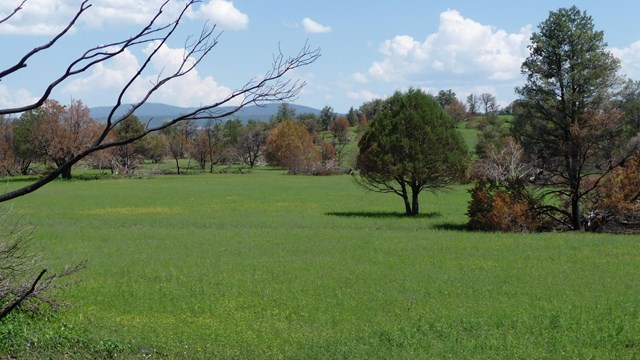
[0,117,15,176]
[328,116,350,165]
[265,120,322,174]
[32,99,103,180]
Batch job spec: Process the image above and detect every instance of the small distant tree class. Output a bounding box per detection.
[355,89,469,216]
[295,113,319,134]
[444,98,468,124]
[475,115,510,159]
[319,105,337,131]
[346,107,359,127]
[111,115,147,173]
[237,120,268,168]
[466,94,479,116]
[435,89,456,108]
[271,103,297,124]
[12,109,43,175]
[191,130,211,171]
[328,116,350,165]
[479,93,499,118]
[0,117,15,176]
[265,120,321,174]
[163,121,195,175]
[358,99,384,123]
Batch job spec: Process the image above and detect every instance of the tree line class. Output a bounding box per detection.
[0,100,363,178]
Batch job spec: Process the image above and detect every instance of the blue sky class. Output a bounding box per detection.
[2,0,640,113]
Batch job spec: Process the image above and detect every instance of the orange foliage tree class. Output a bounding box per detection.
[583,152,640,232]
[34,99,104,179]
[0,117,15,176]
[265,120,328,174]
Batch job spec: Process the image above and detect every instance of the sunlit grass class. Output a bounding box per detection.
[3,170,640,358]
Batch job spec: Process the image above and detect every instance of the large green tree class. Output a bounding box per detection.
[513,6,629,230]
[355,89,469,216]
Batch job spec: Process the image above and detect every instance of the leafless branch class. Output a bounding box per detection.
[0,0,320,203]
[0,0,92,83]
[0,269,46,321]
[0,0,26,25]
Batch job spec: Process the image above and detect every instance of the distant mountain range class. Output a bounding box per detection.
[89,102,322,127]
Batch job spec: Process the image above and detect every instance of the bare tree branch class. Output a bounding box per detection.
[0,0,320,203]
[0,269,45,321]
[0,0,27,25]
[0,1,92,83]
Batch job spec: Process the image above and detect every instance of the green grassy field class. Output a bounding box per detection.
[3,170,640,358]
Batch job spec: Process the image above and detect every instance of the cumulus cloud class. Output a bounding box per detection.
[302,18,332,34]
[0,85,38,110]
[0,0,248,35]
[611,41,640,80]
[189,0,249,30]
[348,90,382,102]
[365,10,531,84]
[63,42,233,107]
[352,72,369,83]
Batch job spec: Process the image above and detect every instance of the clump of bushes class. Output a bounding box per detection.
[467,137,550,232]
[583,152,640,232]
[467,179,550,232]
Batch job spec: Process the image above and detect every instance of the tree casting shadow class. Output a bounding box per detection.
[326,211,442,219]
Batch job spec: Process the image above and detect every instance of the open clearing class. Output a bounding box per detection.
[5,170,640,358]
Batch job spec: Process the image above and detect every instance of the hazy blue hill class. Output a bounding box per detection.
[89,102,322,127]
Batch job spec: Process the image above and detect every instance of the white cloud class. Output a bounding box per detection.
[367,10,531,84]
[348,90,382,102]
[0,85,38,110]
[611,40,640,80]
[0,0,248,35]
[302,18,332,34]
[189,0,249,30]
[352,72,369,83]
[62,42,233,107]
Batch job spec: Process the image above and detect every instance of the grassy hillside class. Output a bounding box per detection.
[3,170,640,358]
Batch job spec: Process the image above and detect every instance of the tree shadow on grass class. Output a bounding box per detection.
[326,211,442,219]
[432,222,470,231]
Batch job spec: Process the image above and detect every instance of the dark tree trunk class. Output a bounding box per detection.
[61,166,72,180]
[400,182,411,215]
[174,157,181,175]
[571,194,582,230]
[411,186,420,216]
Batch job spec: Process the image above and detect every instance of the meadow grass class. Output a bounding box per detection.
[2,169,640,358]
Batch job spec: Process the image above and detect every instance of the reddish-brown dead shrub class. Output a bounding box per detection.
[467,179,549,232]
[583,152,640,232]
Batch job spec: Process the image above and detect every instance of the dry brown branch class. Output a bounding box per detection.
[0,0,320,203]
